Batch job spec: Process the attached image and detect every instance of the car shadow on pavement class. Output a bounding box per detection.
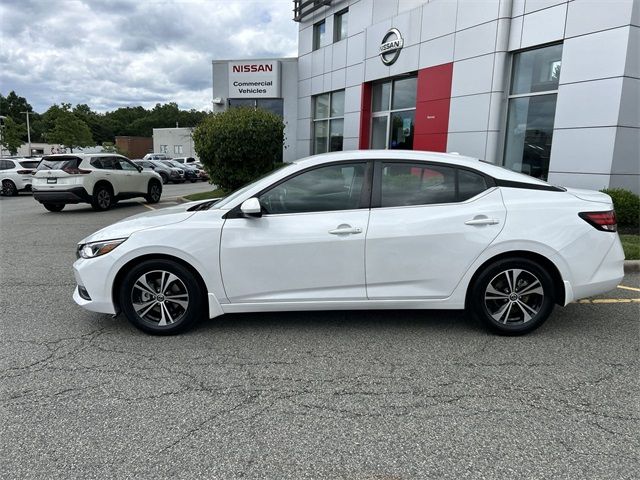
[192,309,484,335]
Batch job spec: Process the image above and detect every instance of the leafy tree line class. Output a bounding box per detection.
[0,91,208,154]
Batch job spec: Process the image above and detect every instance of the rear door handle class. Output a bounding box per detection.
[329,225,362,235]
[465,217,500,226]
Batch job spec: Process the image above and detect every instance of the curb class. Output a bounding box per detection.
[624,260,640,274]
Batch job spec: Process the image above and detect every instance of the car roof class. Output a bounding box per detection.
[292,150,551,186]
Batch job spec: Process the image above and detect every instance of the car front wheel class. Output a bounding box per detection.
[468,257,555,335]
[118,259,204,335]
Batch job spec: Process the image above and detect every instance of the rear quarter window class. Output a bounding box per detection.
[19,160,40,169]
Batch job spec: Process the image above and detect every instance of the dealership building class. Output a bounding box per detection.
[212,0,639,192]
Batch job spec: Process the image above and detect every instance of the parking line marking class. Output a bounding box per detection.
[618,285,640,292]
[139,202,156,211]
[577,298,640,304]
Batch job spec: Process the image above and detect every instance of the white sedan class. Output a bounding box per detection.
[72,150,624,335]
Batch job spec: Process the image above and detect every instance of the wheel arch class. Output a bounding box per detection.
[465,250,566,307]
[112,253,211,317]
[92,179,114,196]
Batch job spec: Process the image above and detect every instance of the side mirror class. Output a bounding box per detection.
[136,165,143,172]
[240,197,262,217]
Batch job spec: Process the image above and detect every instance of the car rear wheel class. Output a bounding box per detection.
[468,257,555,335]
[43,202,65,212]
[119,259,204,335]
[91,185,113,211]
[145,179,162,203]
[1,180,18,196]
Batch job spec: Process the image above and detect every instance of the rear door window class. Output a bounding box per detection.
[0,160,14,170]
[380,163,457,207]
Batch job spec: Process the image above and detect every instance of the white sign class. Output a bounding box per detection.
[228,61,281,98]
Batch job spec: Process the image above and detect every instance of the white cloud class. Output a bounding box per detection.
[0,0,298,112]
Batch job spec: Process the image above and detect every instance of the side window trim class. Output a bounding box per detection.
[224,160,374,219]
[371,159,495,208]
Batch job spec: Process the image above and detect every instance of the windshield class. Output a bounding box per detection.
[214,163,297,209]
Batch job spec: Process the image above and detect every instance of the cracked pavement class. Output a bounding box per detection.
[1,190,638,479]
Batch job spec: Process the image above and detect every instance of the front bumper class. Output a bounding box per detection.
[33,187,91,204]
[73,256,117,314]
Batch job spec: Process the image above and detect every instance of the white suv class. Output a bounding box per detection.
[32,154,163,212]
[0,158,41,196]
[143,153,172,161]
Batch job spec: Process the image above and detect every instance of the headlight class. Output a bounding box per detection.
[77,238,126,259]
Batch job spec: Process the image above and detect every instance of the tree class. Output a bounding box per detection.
[0,116,26,155]
[193,107,284,192]
[47,107,94,152]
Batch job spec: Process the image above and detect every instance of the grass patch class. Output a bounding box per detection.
[183,188,226,201]
[620,234,640,260]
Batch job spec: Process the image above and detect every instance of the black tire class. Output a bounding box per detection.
[468,257,555,336]
[190,179,197,183]
[1,180,18,196]
[118,259,204,335]
[43,202,65,212]
[91,184,113,211]
[145,179,162,204]
[159,172,168,184]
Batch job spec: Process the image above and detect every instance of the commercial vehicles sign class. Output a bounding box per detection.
[228,61,281,98]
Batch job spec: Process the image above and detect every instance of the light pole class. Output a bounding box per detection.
[21,111,32,157]
[0,115,6,159]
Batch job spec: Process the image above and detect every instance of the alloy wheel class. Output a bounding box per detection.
[150,183,161,201]
[97,189,111,209]
[130,270,190,326]
[484,268,544,325]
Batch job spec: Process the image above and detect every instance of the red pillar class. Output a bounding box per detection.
[413,63,454,152]
[358,82,372,149]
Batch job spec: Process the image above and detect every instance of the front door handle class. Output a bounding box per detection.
[465,216,500,226]
[329,225,362,235]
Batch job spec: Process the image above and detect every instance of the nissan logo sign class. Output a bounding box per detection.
[379,28,404,65]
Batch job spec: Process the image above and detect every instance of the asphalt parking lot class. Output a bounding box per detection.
[0,185,638,479]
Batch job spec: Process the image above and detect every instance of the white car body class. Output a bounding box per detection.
[32,153,162,210]
[0,157,40,195]
[72,150,624,334]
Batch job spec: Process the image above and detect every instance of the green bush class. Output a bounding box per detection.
[601,188,639,231]
[192,107,284,192]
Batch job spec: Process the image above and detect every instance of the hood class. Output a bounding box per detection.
[79,201,206,244]
[565,187,613,205]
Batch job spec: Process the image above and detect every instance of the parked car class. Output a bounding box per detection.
[32,154,163,212]
[143,153,172,162]
[133,159,184,184]
[172,157,198,165]
[72,150,624,336]
[0,157,41,195]
[161,160,199,182]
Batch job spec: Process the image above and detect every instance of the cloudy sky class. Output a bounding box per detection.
[0,0,298,113]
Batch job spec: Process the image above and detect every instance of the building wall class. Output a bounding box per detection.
[152,128,198,159]
[115,136,153,159]
[297,0,639,193]
[212,58,299,162]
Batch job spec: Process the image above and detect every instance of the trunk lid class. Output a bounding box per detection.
[565,187,613,206]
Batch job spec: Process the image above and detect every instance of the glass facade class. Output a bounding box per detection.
[313,20,326,50]
[503,44,562,180]
[312,90,345,154]
[334,9,348,42]
[371,75,417,150]
[228,98,284,117]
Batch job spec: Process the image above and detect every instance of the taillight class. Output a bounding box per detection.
[63,167,91,174]
[16,169,33,174]
[579,210,617,232]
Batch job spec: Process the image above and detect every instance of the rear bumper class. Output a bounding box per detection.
[566,234,625,303]
[33,187,91,204]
